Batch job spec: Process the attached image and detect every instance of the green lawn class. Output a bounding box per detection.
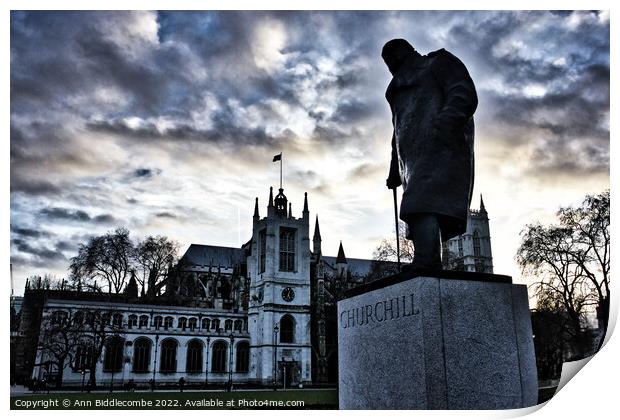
[11,389,339,410]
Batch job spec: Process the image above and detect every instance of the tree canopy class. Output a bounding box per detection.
[517,190,609,356]
[69,228,179,296]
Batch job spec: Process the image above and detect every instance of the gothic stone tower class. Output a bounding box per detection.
[442,195,494,273]
[247,187,312,386]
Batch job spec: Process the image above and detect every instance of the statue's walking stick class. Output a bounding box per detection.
[392,187,401,271]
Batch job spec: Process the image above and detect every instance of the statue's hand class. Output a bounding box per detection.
[386,174,402,189]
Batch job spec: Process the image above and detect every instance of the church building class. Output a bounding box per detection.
[15,186,493,389]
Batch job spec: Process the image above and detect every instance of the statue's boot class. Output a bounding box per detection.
[403,213,443,271]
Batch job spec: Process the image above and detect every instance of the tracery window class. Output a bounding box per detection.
[186,339,203,373]
[211,341,228,373]
[279,228,296,272]
[160,339,177,373]
[133,338,151,372]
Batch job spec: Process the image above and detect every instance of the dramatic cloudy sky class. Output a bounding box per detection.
[10,10,609,293]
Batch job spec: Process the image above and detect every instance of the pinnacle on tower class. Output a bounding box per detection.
[288,202,292,218]
[303,192,309,214]
[268,186,274,207]
[313,215,322,256]
[253,197,260,219]
[480,194,487,213]
[313,215,322,240]
[336,241,347,264]
[124,270,139,298]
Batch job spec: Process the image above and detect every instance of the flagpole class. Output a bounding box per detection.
[280,152,282,189]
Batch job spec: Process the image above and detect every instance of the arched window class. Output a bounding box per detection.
[74,342,93,370]
[139,315,149,328]
[133,337,151,373]
[188,318,198,331]
[211,341,228,373]
[112,313,123,327]
[178,317,187,330]
[473,230,481,257]
[160,339,177,373]
[128,315,138,329]
[202,318,210,330]
[103,336,124,372]
[235,342,250,372]
[458,238,464,257]
[164,316,174,330]
[224,319,233,331]
[234,320,243,332]
[212,319,220,331]
[186,339,203,373]
[280,314,295,343]
[154,316,163,330]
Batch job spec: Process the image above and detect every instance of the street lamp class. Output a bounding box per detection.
[273,323,279,390]
[80,369,87,393]
[228,333,234,392]
[205,337,210,388]
[152,334,160,391]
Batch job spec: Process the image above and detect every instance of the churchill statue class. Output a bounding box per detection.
[383,38,478,271]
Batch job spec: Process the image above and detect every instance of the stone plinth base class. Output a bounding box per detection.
[337,274,537,410]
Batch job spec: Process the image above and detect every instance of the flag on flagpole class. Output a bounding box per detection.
[273,153,282,162]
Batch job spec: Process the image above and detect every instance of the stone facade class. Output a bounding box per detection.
[18,187,494,388]
[442,196,493,273]
[32,299,249,387]
[246,187,312,386]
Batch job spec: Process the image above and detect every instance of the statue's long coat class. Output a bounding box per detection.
[386,48,478,241]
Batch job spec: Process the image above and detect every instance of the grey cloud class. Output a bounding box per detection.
[134,168,162,178]
[11,226,48,238]
[11,238,68,267]
[155,212,177,219]
[39,207,116,224]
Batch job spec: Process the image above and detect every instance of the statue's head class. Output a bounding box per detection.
[382,39,417,74]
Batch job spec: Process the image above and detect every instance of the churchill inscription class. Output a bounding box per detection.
[338,275,538,409]
[340,294,419,328]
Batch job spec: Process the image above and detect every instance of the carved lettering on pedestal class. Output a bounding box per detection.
[340,294,419,329]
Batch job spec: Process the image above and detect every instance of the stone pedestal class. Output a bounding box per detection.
[337,272,537,410]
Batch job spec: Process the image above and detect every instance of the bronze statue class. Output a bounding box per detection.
[383,39,478,271]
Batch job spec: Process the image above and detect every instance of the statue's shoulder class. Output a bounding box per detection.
[427,48,447,57]
[427,48,457,62]
[427,48,466,75]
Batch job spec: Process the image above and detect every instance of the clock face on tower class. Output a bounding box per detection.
[282,287,295,302]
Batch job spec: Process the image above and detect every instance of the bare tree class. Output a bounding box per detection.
[517,223,594,357]
[36,307,125,388]
[531,289,567,380]
[69,228,133,294]
[75,307,125,388]
[36,311,80,388]
[372,220,415,264]
[134,235,179,298]
[517,190,610,357]
[558,190,610,344]
[369,220,460,280]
